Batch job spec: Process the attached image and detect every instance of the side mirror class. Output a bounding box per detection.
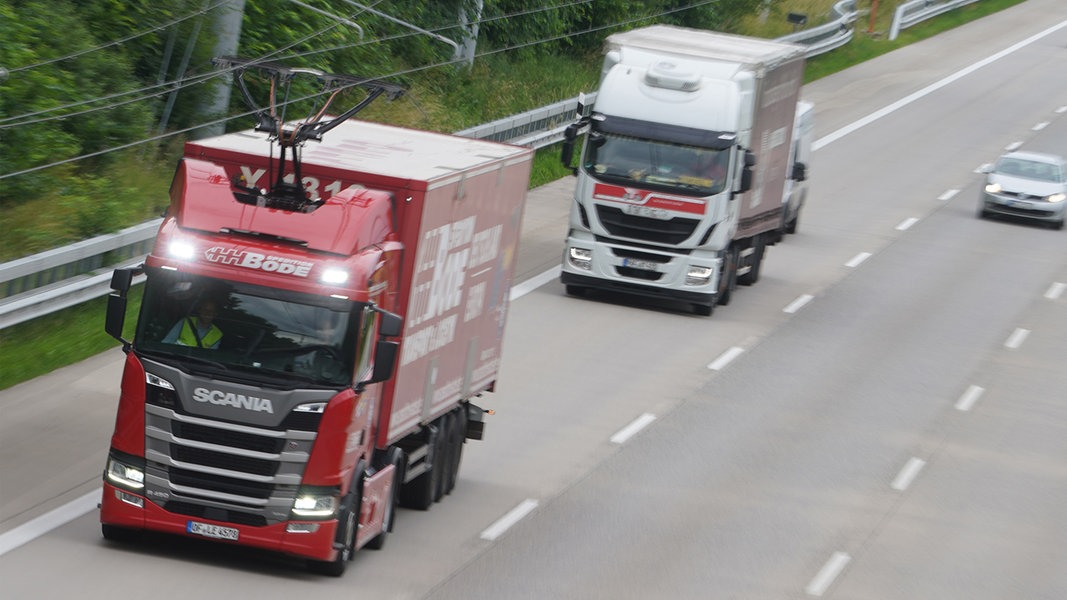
[365,340,398,385]
[792,161,807,182]
[105,293,128,343]
[105,267,140,348]
[561,123,581,171]
[377,309,402,337]
[738,150,757,194]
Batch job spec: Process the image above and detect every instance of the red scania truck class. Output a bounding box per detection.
[99,62,532,575]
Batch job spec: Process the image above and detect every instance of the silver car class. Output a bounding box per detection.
[978,151,1067,229]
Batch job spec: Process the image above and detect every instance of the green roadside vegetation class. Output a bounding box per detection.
[0,0,1028,390]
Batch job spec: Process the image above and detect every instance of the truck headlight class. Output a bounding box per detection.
[686,266,714,285]
[568,247,592,270]
[106,457,145,491]
[291,487,340,519]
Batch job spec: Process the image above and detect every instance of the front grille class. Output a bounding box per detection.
[596,205,700,244]
[172,445,278,477]
[170,467,274,500]
[173,421,284,454]
[145,400,318,527]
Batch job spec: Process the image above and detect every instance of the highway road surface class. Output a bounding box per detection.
[3,2,1067,597]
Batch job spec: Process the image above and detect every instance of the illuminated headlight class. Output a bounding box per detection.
[168,240,196,260]
[107,458,145,490]
[1047,193,1066,203]
[686,266,714,286]
[567,247,592,270]
[985,183,1002,194]
[320,268,349,284]
[291,487,339,519]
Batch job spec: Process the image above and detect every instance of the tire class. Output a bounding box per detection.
[308,463,363,576]
[365,447,404,551]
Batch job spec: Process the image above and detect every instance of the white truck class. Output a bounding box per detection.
[560,25,812,315]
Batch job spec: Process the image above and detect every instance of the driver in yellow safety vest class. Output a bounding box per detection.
[163,300,223,349]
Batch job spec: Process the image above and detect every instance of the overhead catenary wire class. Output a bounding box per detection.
[4,0,232,74]
[0,0,724,181]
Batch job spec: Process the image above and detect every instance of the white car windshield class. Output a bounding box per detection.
[995,158,1065,183]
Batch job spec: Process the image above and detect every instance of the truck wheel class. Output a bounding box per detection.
[366,447,404,551]
[308,467,362,577]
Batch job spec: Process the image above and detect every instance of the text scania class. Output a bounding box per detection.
[204,247,313,277]
[193,387,275,414]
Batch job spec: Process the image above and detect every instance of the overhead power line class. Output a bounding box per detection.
[5,0,232,74]
[0,0,724,181]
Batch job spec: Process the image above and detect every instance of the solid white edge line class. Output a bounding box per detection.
[891,457,927,491]
[0,489,99,557]
[707,346,744,371]
[783,294,814,314]
[610,413,657,445]
[938,189,960,201]
[811,19,1067,152]
[1044,282,1066,300]
[806,551,851,596]
[480,499,539,541]
[845,252,871,268]
[1005,328,1030,349]
[510,266,561,301]
[896,217,919,231]
[955,385,985,412]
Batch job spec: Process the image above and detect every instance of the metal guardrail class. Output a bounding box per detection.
[890,0,980,40]
[0,4,862,330]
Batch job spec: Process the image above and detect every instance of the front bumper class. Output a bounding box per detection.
[100,482,341,562]
[561,233,720,306]
[980,191,1067,224]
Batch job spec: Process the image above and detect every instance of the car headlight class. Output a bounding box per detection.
[567,247,592,270]
[291,486,340,519]
[1047,193,1066,203]
[985,183,1002,194]
[106,457,146,491]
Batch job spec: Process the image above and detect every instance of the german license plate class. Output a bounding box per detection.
[622,258,659,271]
[622,204,669,220]
[187,521,239,541]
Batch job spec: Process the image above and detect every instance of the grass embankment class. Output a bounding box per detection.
[0,0,1027,390]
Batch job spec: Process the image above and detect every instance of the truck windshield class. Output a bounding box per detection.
[583,132,729,196]
[135,268,361,388]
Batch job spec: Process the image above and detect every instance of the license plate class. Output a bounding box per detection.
[1010,200,1032,208]
[622,204,669,220]
[187,521,239,541]
[622,258,660,271]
